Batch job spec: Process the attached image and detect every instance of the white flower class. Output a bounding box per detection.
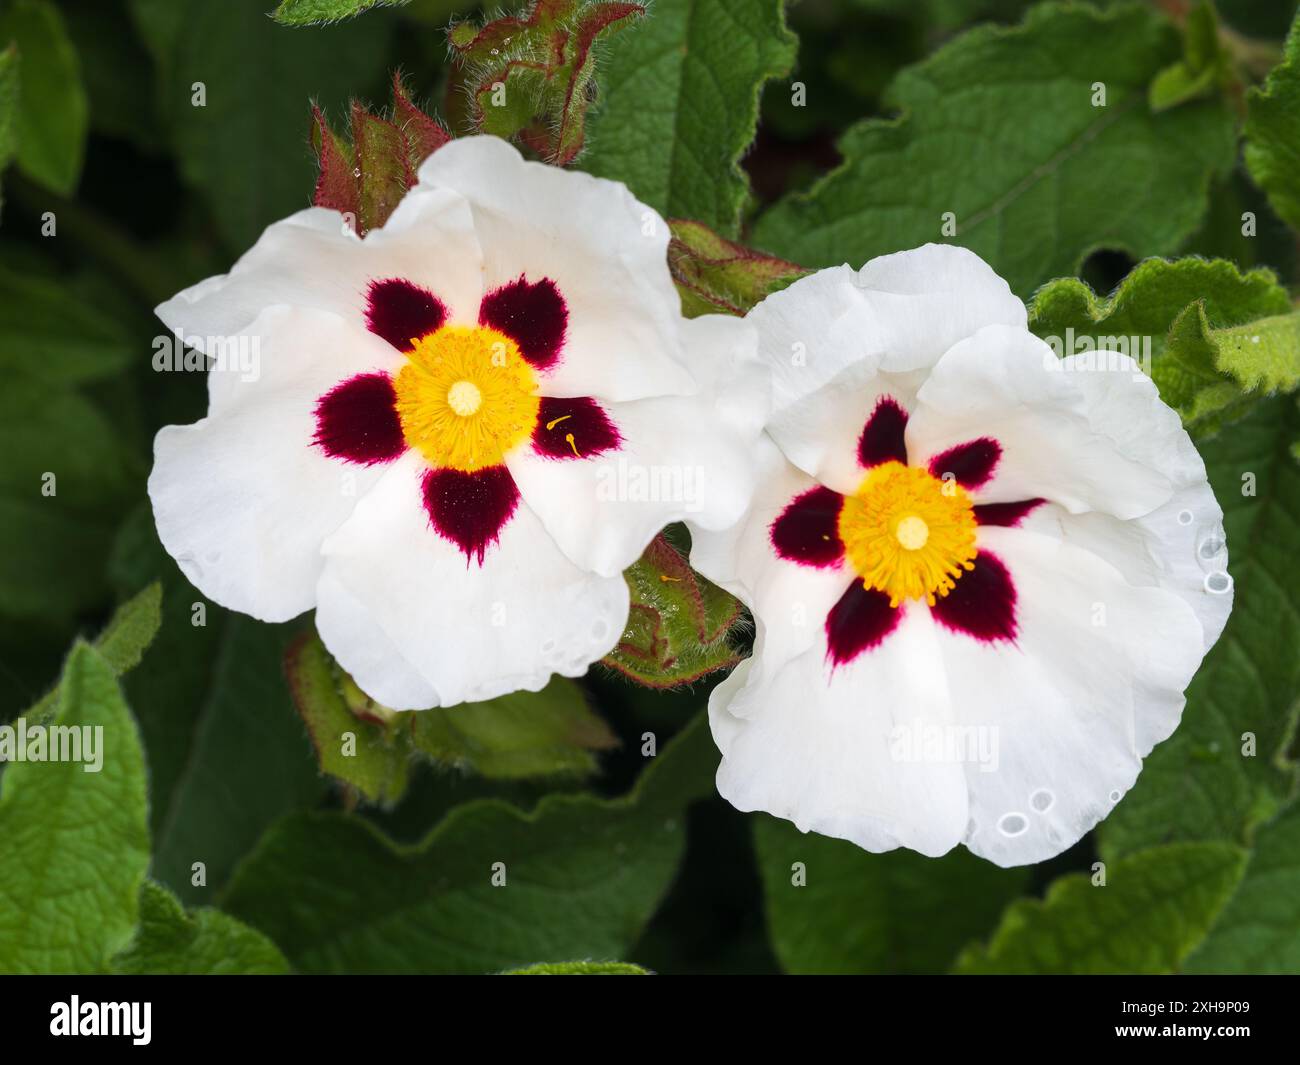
[689,244,1232,867]
[148,136,765,710]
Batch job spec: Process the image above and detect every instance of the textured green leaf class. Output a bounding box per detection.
[0,644,149,974]
[287,632,411,804]
[0,0,88,194]
[1244,10,1300,231]
[1185,802,1300,973]
[409,678,618,779]
[754,814,1030,974]
[954,844,1246,974]
[603,534,743,688]
[583,0,796,235]
[26,582,161,723]
[752,2,1236,296]
[222,714,717,973]
[111,880,289,975]
[668,220,809,318]
[274,0,408,25]
[1098,397,1300,858]
[1028,256,1296,434]
[504,960,650,974]
[130,0,390,252]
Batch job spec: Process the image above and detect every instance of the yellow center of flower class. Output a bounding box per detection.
[393,325,540,472]
[838,461,978,607]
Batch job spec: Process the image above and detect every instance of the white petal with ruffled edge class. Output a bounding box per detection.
[156,189,483,412]
[710,607,969,858]
[505,315,768,578]
[906,326,1174,517]
[1047,354,1233,650]
[952,526,1205,865]
[746,244,1026,487]
[689,436,853,685]
[148,307,402,622]
[314,452,630,710]
[416,136,696,402]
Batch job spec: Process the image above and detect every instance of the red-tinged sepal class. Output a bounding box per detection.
[310,75,452,235]
[446,0,645,166]
[667,220,809,318]
[603,534,746,688]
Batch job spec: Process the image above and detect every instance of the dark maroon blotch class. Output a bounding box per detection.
[928,437,1001,489]
[422,465,520,565]
[931,552,1017,643]
[479,276,567,370]
[770,485,846,569]
[365,278,446,351]
[858,395,909,468]
[533,396,620,459]
[973,498,1045,527]
[313,372,406,465]
[825,581,903,666]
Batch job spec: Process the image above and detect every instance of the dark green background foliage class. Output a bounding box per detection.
[0,0,1298,975]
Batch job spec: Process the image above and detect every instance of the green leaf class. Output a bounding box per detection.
[1149,0,1230,112]
[754,814,1030,974]
[1028,256,1296,434]
[1185,802,1300,973]
[0,374,137,622]
[287,632,412,804]
[25,582,162,723]
[111,503,327,905]
[953,844,1246,974]
[0,0,88,194]
[221,713,717,973]
[0,643,149,973]
[752,2,1237,296]
[409,678,619,779]
[602,534,743,688]
[273,0,408,25]
[0,266,136,388]
[130,0,391,252]
[448,0,646,166]
[503,960,650,974]
[668,220,809,318]
[1098,397,1300,858]
[288,630,617,795]
[1163,301,1300,432]
[1244,10,1300,231]
[0,44,17,209]
[111,881,289,975]
[581,0,795,235]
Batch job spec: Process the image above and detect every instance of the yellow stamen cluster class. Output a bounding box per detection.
[393,325,540,472]
[838,461,977,607]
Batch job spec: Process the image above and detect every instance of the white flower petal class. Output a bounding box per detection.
[954,526,1206,866]
[506,315,767,578]
[416,135,695,401]
[689,437,852,683]
[907,325,1174,517]
[710,607,968,858]
[315,452,630,710]
[746,243,1026,413]
[147,307,402,622]
[1048,355,1232,651]
[156,190,483,411]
